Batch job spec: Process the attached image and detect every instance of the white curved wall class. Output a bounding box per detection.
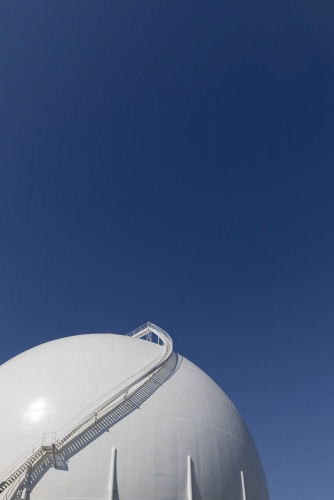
[0,334,269,500]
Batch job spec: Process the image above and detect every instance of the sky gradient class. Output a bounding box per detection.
[1,2,334,499]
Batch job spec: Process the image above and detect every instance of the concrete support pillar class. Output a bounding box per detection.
[187,455,193,500]
[241,470,247,500]
[108,447,117,500]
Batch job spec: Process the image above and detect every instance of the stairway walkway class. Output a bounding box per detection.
[0,323,173,497]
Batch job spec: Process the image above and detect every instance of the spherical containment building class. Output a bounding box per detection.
[0,323,270,500]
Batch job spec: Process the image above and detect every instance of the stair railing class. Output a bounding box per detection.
[0,323,172,495]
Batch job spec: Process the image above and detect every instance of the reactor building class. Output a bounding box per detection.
[0,323,270,500]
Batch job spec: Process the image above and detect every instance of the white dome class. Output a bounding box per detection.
[0,331,269,500]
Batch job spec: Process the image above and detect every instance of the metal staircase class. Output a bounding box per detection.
[0,322,173,496]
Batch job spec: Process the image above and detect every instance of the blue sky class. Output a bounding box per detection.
[0,2,333,499]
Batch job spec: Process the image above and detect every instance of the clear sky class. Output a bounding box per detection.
[0,2,333,499]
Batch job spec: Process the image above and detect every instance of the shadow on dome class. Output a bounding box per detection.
[9,352,182,500]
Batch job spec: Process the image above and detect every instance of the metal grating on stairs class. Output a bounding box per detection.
[0,323,173,496]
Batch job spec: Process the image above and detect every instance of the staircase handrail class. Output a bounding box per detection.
[56,322,172,445]
[0,323,172,493]
[0,437,43,488]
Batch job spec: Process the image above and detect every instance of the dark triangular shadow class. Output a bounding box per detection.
[191,458,203,500]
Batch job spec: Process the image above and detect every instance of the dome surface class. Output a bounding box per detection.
[0,333,269,500]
